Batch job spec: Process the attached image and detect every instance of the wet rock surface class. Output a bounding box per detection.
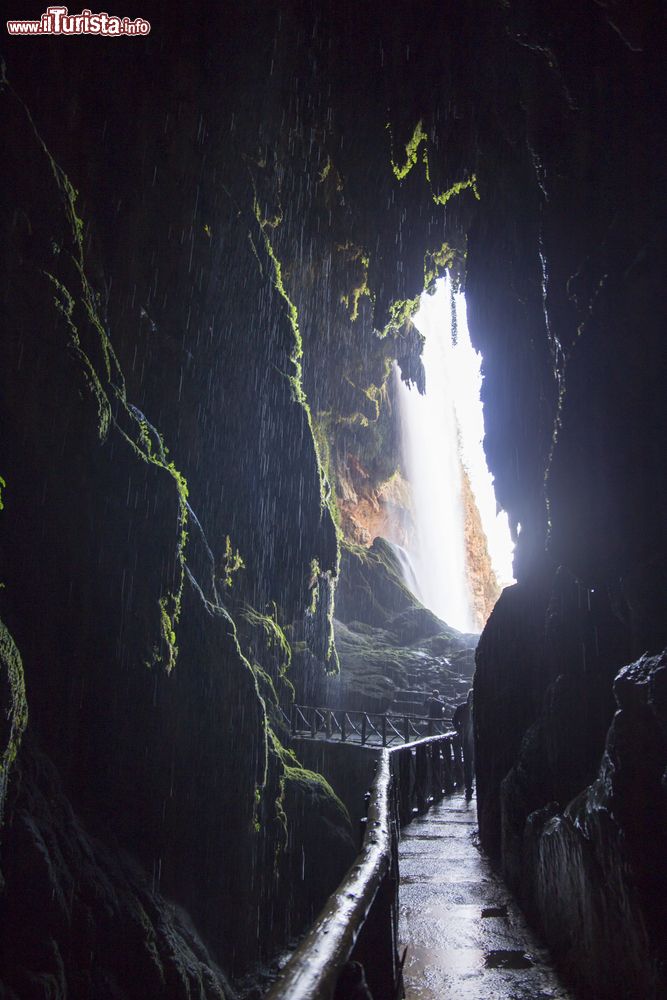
[0,748,236,1000]
[476,584,667,998]
[523,651,667,999]
[399,794,572,1000]
[321,539,477,713]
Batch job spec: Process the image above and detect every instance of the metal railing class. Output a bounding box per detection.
[266,731,464,1000]
[291,704,454,746]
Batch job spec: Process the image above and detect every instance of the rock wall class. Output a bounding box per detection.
[324,539,477,714]
[468,3,667,997]
[461,466,501,630]
[523,653,667,998]
[338,464,413,551]
[0,11,355,990]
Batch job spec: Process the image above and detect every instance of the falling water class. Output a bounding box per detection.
[395,278,474,633]
[386,540,424,604]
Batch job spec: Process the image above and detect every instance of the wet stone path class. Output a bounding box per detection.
[398,795,574,1000]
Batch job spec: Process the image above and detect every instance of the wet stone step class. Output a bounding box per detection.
[401,878,509,907]
[401,828,472,840]
[398,910,526,953]
[399,851,495,875]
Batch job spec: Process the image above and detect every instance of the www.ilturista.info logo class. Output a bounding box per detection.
[7,6,150,36]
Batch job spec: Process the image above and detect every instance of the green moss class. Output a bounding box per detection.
[251,784,262,834]
[157,596,178,674]
[305,568,340,675]
[11,86,192,673]
[422,146,480,205]
[252,197,336,515]
[222,535,245,590]
[236,602,296,762]
[336,536,425,630]
[382,294,421,336]
[424,242,457,292]
[265,724,292,850]
[46,273,112,440]
[389,120,428,181]
[240,603,292,674]
[0,617,28,822]
[282,764,349,822]
[8,74,309,856]
[266,724,351,856]
[256,202,284,230]
[267,723,300,769]
[253,198,302,361]
[338,244,373,322]
[387,114,479,208]
[253,663,282,710]
[318,157,344,192]
[251,197,342,685]
[311,416,342,531]
[431,174,479,206]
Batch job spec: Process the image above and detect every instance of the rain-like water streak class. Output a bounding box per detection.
[395,281,474,633]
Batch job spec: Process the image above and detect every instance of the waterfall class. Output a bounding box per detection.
[386,540,424,604]
[395,278,474,632]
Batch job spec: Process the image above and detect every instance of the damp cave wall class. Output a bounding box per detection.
[463,4,667,998]
[0,2,666,998]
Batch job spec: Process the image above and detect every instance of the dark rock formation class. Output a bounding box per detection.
[325,539,476,713]
[0,747,236,1000]
[521,652,667,999]
[468,4,667,996]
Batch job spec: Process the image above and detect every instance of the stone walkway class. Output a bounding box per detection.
[398,794,574,1000]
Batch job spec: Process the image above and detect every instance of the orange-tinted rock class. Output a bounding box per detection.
[461,466,502,630]
[338,459,414,550]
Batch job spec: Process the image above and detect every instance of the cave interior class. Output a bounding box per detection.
[1,2,666,998]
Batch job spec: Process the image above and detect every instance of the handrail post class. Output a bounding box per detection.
[435,744,443,799]
[381,715,387,747]
[361,714,367,746]
[341,713,347,742]
[453,734,464,787]
[311,707,316,739]
[404,715,409,743]
[416,744,427,813]
[291,704,297,736]
[443,736,453,793]
[326,710,332,739]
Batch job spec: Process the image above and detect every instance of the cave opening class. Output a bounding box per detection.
[395,275,514,633]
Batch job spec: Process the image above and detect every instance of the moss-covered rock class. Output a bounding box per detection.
[334,537,423,629]
[318,539,477,713]
[0,748,236,1000]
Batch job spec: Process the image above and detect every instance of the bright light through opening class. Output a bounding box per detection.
[395,276,515,633]
[413,279,515,588]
